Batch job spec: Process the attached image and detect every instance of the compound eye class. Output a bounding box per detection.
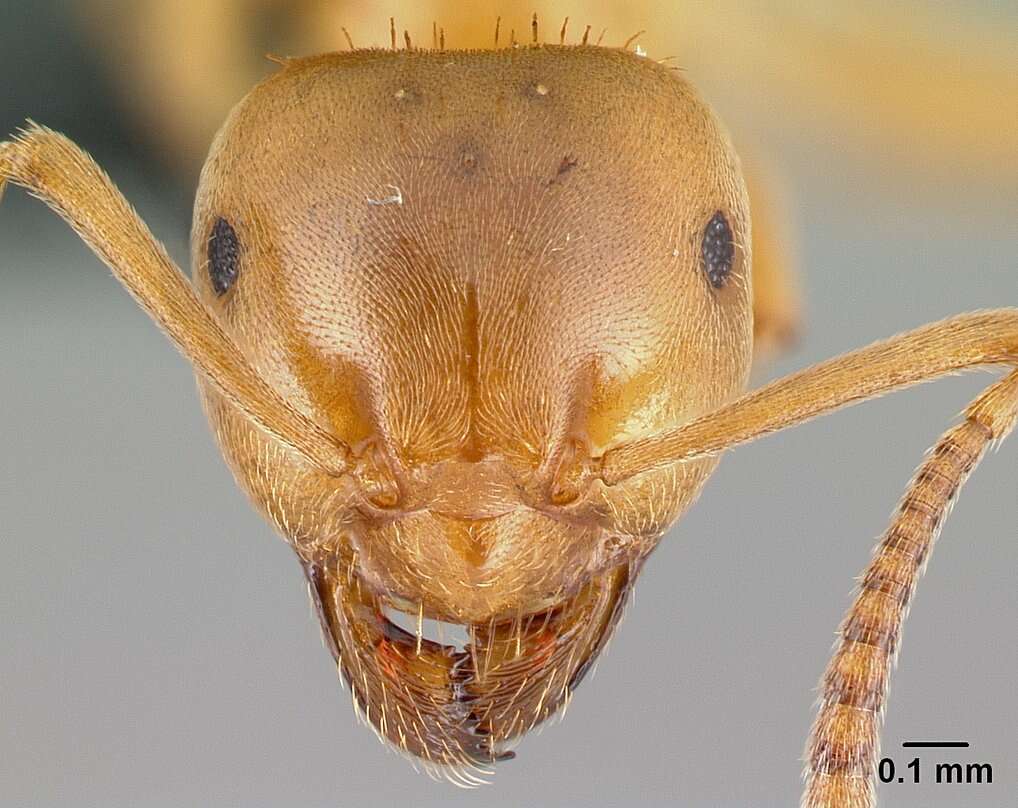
[701,210,734,289]
[208,217,240,295]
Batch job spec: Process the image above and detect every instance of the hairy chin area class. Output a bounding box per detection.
[303,555,634,784]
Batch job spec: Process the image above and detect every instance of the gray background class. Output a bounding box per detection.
[1,2,1015,806]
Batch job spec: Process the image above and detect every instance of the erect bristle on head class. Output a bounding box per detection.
[332,15,641,56]
[623,30,646,51]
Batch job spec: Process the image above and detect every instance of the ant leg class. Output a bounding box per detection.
[0,123,350,475]
[802,370,1018,808]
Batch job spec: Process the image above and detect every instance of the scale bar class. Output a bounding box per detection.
[902,741,970,748]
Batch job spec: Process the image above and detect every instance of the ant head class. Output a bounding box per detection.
[189,46,752,766]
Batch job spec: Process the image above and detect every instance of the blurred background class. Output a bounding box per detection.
[1,2,1015,806]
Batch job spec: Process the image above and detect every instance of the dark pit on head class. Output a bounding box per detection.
[547,154,579,186]
[454,140,484,177]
